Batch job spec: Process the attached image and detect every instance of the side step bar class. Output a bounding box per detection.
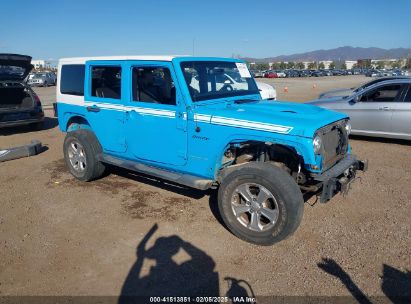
[100,154,214,191]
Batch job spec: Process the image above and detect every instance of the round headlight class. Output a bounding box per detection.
[345,121,352,135]
[313,135,322,154]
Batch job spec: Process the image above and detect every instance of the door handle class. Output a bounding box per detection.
[378,106,390,111]
[86,106,100,112]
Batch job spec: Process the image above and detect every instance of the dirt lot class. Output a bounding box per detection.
[1,76,410,300]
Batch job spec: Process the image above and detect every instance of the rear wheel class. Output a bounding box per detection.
[63,129,106,181]
[218,162,304,245]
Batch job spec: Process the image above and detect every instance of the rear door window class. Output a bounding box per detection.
[91,66,122,99]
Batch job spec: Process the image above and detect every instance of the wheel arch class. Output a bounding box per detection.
[65,115,92,132]
[213,137,311,180]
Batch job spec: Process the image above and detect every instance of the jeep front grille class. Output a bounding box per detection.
[317,121,349,170]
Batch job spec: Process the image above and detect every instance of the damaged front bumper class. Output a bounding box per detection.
[310,154,368,203]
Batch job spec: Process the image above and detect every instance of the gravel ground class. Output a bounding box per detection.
[1,76,410,300]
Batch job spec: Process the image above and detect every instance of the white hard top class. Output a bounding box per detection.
[59,55,189,64]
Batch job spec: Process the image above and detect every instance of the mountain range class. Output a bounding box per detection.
[243,46,411,62]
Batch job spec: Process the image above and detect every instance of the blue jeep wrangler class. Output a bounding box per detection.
[56,56,367,245]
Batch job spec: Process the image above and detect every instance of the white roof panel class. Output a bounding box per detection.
[59,55,189,64]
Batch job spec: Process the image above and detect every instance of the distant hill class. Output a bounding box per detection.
[243,46,411,62]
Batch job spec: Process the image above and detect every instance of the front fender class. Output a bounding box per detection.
[212,133,316,179]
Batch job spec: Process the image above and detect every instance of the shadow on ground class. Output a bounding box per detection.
[318,258,411,304]
[0,117,58,136]
[118,224,254,303]
[110,166,317,232]
[350,135,411,146]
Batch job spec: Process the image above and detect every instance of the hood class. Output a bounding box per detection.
[0,54,33,81]
[196,100,347,138]
[307,96,350,106]
[319,88,354,99]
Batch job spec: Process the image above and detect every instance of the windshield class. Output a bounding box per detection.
[34,74,45,78]
[180,61,259,102]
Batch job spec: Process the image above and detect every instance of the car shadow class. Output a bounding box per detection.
[109,166,208,200]
[318,257,411,303]
[118,224,254,303]
[350,135,411,146]
[109,166,229,230]
[109,166,317,234]
[0,117,58,136]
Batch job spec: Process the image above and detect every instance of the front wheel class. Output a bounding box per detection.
[218,162,304,245]
[63,129,106,181]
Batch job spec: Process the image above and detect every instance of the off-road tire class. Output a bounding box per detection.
[218,162,304,245]
[63,129,106,181]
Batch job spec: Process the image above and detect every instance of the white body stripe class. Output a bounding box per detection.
[211,116,293,134]
[58,101,293,133]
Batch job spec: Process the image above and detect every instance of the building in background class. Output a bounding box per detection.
[371,59,405,69]
[32,60,54,70]
[345,60,357,69]
[319,60,332,69]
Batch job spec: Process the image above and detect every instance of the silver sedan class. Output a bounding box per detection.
[307,78,411,140]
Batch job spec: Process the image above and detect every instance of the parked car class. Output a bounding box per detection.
[284,70,299,77]
[331,70,343,76]
[252,70,264,78]
[28,72,56,87]
[365,69,382,77]
[318,77,410,99]
[298,70,311,77]
[190,72,276,101]
[322,70,333,76]
[0,54,44,129]
[26,72,36,81]
[256,82,277,100]
[308,78,411,140]
[311,70,323,77]
[57,56,366,245]
[273,70,286,78]
[264,70,277,78]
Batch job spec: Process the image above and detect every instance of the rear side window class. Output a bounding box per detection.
[91,66,121,99]
[60,65,85,96]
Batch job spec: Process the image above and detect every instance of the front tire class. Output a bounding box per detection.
[218,162,304,245]
[63,129,106,181]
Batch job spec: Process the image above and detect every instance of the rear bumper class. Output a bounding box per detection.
[0,116,44,128]
[310,154,368,203]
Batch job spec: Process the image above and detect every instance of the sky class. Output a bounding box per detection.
[1,0,410,62]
